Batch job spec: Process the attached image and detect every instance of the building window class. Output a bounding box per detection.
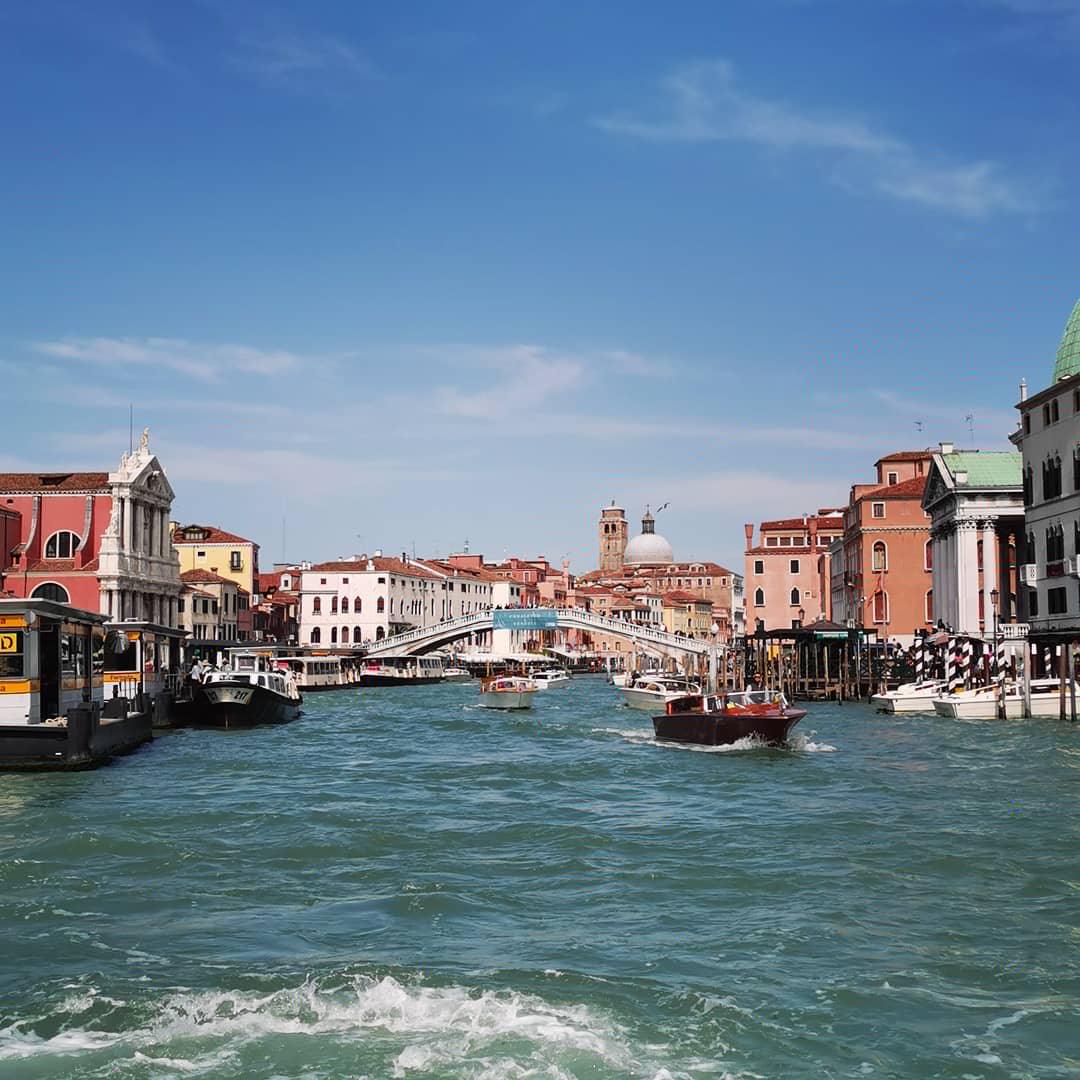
[331,597,338,614]
[354,597,361,612]
[779,536,791,547]
[789,559,800,574]
[1048,587,1068,616]
[1024,413,1031,434]
[1046,524,1066,563]
[872,502,885,519]
[872,541,887,572]
[1053,399,1060,422]
[766,536,778,547]
[330,627,338,643]
[754,560,764,575]
[872,591,888,623]
[1023,465,1033,506]
[1029,590,1039,618]
[197,550,205,558]
[887,471,898,486]
[377,597,385,613]
[924,539,933,571]
[789,587,800,606]
[44,531,79,559]
[925,589,933,623]
[1043,455,1063,500]
[341,597,349,614]
[1074,449,1080,491]
[354,625,362,641]
[30,582,70,603]
[312,597,321,614]
[310,627,321,644]
[341,626,349,643]
[754,588,765,607]
[178,597,185,614]
[230,551,242,570]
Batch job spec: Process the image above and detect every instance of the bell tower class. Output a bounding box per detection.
[598,501,628,574]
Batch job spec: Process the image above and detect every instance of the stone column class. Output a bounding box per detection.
[956,520,981,634]
[982,521,998,633]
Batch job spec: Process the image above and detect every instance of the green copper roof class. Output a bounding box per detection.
[942,451,1021,488]
[1052,299,1080,382]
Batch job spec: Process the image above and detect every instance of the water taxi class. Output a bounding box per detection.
[932,679,1072,719]
[653,689,807,747]
[620,674,701,710]
[478,675,537,709]
[196,651,301,728]
[0,599,152,768]
[358,655,444,687]
[443,666,473,683]
[531,668,571,689]
[871,679,947,714]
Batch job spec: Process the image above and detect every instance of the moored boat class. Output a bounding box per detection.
[359,655,445,687]
[653,689,807,747]
[871,679,947,714]
[194,651,301,728]
[478,675,537,710]
[932,678,1072,719]
[443,666,472,683]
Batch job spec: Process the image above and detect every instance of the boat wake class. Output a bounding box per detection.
[0,973,730,1078]
[594,728,837,754]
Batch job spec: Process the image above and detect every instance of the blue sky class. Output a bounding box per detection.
[3,0,1078,571]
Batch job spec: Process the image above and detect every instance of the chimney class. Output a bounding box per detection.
[1019,378,1028,402]
[744,523,754,549]
[939,441,954,455]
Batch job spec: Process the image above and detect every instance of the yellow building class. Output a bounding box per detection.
[170,523,260,598]
[662,591,715,639]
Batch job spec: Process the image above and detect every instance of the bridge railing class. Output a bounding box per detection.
[366,606,717,657]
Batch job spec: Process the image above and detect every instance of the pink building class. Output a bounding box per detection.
[744,513,845,631]
[0,437,182,623]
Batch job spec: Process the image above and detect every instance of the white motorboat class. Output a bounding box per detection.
[478,675,537,710]
[932,679,1071,719]
[610,667,661,689]
[620,675,701,711]
[442,667,472,683]
[871,679,947,714]
[531,669,570,689]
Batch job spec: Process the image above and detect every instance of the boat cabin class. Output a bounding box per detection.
[272,653,346,690]
[103,620,188,704]
[0,598,106,725]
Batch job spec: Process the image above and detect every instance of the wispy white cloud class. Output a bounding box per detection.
[230,27,378,88]
[32,337,307,382]
[595,60,1043,218]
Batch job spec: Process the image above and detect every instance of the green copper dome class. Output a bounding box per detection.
[1052,299,1080,382]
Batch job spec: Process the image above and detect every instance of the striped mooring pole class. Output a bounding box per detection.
[947,636,958,693]
[962,637,974,688]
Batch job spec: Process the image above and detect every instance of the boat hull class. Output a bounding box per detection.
[478,691,535,710]
[653,707,807,747]
[871,693,939,714]
[358,673,444,687]
[192,682,301,728]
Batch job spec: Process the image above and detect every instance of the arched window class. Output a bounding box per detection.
[790,587,800,606]
[354,597,361,612]
[310,627,321,644]
[312,597,322,614]
[1023,465,1033,506]
[872,591,888,624]
[872,541,887,572]
[924,539,933,571]
[341,597,349,614]
[341,626,349,643]
[44,531,79,559]
[331,596,338,614]
[925,589,934,623]
[330,626,338,644]
[31,582,70,603]
[354,625,362,641]
[377,597,385,613]
[375,626,385,640]
[754,588,764,607]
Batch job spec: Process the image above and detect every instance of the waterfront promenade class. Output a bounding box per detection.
[0,683,1076,1077]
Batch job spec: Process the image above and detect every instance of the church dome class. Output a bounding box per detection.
[624,508,674,565]
[1053,298,1080,382]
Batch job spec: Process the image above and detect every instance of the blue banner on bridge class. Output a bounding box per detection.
[491,609,559,631]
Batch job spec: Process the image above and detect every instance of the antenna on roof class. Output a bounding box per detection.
[965,413,975,444]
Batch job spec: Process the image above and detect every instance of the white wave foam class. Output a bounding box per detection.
[1,976,711,1077]
[593,727,825,754]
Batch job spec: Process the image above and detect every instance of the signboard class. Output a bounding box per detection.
[815,631,849,641]
[0,632,20,654]
[492,609,559,631]
[999,623,1029,639]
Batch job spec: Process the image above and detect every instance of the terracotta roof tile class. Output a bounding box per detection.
[307,557,442,579]
[180,568,234,585]
[0,472,109,493]
[760,516,844,531]
[172,524,258,546]
[860,475,927,500]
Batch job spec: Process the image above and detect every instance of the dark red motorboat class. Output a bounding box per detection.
[653,689,807,747]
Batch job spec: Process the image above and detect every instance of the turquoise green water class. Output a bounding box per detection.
[0,679,1078,1078]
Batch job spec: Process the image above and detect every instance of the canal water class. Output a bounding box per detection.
[0,679,1077,1078]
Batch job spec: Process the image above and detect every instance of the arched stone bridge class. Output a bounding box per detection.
[364,607,719,661]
